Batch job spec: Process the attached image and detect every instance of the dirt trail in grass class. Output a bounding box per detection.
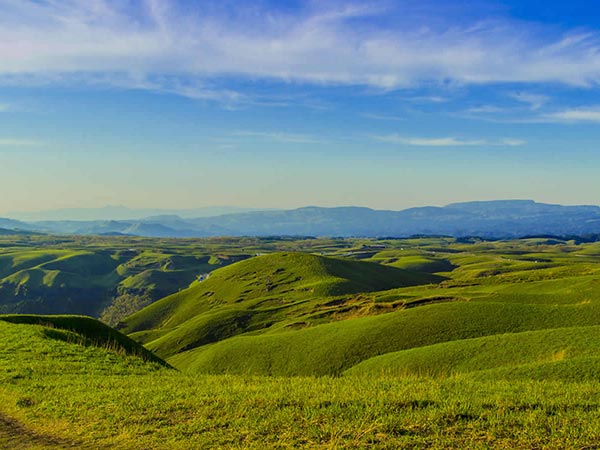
[0,412,81,449]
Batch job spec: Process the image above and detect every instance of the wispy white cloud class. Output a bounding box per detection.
[408,96,450,103]
[361,112,404,121]
[509,92,550,110]
[544,107,600,123]
[232,131,322,144]
[462,93,549,118]
[374,135,485,146]
[0,138,41,146]
[500,138,527,146]
[1,0,600,100]
[465,105,506,114]
[374,134,526,147]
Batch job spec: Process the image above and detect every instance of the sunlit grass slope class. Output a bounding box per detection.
[153,241,600,377]
[0,315,168,367]
[4,236,600,382]
[346,326,600,380]
[123,252,443,330]
[168,299,600,376]
[121,252,444,357]
[2,313,600,448]
[4,339,600,449]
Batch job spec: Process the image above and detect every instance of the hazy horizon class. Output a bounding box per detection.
[4,198,600,222]
[2,0,600,213]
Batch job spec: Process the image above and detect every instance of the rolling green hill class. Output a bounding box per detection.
[117,239,600,378]
[0,314,169,370]
[0,243,234,320]
[3,235,600,382]
[3,237,600,448]
[121,252,444,358]
[345,326,600,380]
[168,299,600,376]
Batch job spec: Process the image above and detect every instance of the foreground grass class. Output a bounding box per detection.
[0,319,599,449]
[4,371,600,449]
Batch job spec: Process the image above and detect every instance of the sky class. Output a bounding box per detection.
[1,0,600,214]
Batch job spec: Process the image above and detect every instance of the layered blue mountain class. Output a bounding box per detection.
[2,200,600,238]
[7,206,264,221]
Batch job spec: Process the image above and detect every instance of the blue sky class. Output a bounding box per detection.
[1,0,600,214]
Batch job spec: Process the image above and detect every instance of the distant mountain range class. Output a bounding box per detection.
[6,205,265,221]
[2,200,600,238]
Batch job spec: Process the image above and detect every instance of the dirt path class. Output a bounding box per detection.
[0,412,81,449]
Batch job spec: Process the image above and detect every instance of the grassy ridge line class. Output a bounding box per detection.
[168,300,600,376]
[121,252,443,334]
[346,326,600,379]
[0,251,118,288]
[0,317,167,448]
[143,307,287,357]
[482,275,600,305]
[0,315,169,366]
[0,318,170,378]
[367,253,456,273]
[0,250,77,278]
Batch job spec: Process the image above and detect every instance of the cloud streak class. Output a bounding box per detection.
[2,0,600,101]
[509,92,550,110]
[544,107,600,123]
[500,138,527,146]
[361,112,404,122]
[374,134,526,147]
[0,138,41,146]
[465,105,506,114]
[232,131,323,144]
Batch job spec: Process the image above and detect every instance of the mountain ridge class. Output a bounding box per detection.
[6,205,270,222]
[3,200,600,238]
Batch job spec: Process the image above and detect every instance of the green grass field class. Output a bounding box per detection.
[3,317,600,449]
[2,235,600,448]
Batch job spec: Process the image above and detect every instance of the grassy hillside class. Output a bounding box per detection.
[0,314,168,366]
[121,252,444,358]
[345,326,600,380]
[168,299,600,376]
[3,235,600,381]
[2,237,600,448]
[0,240,236,319]
[1,317,600,448]
[120,238,600,377]
[0,234,379,319]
